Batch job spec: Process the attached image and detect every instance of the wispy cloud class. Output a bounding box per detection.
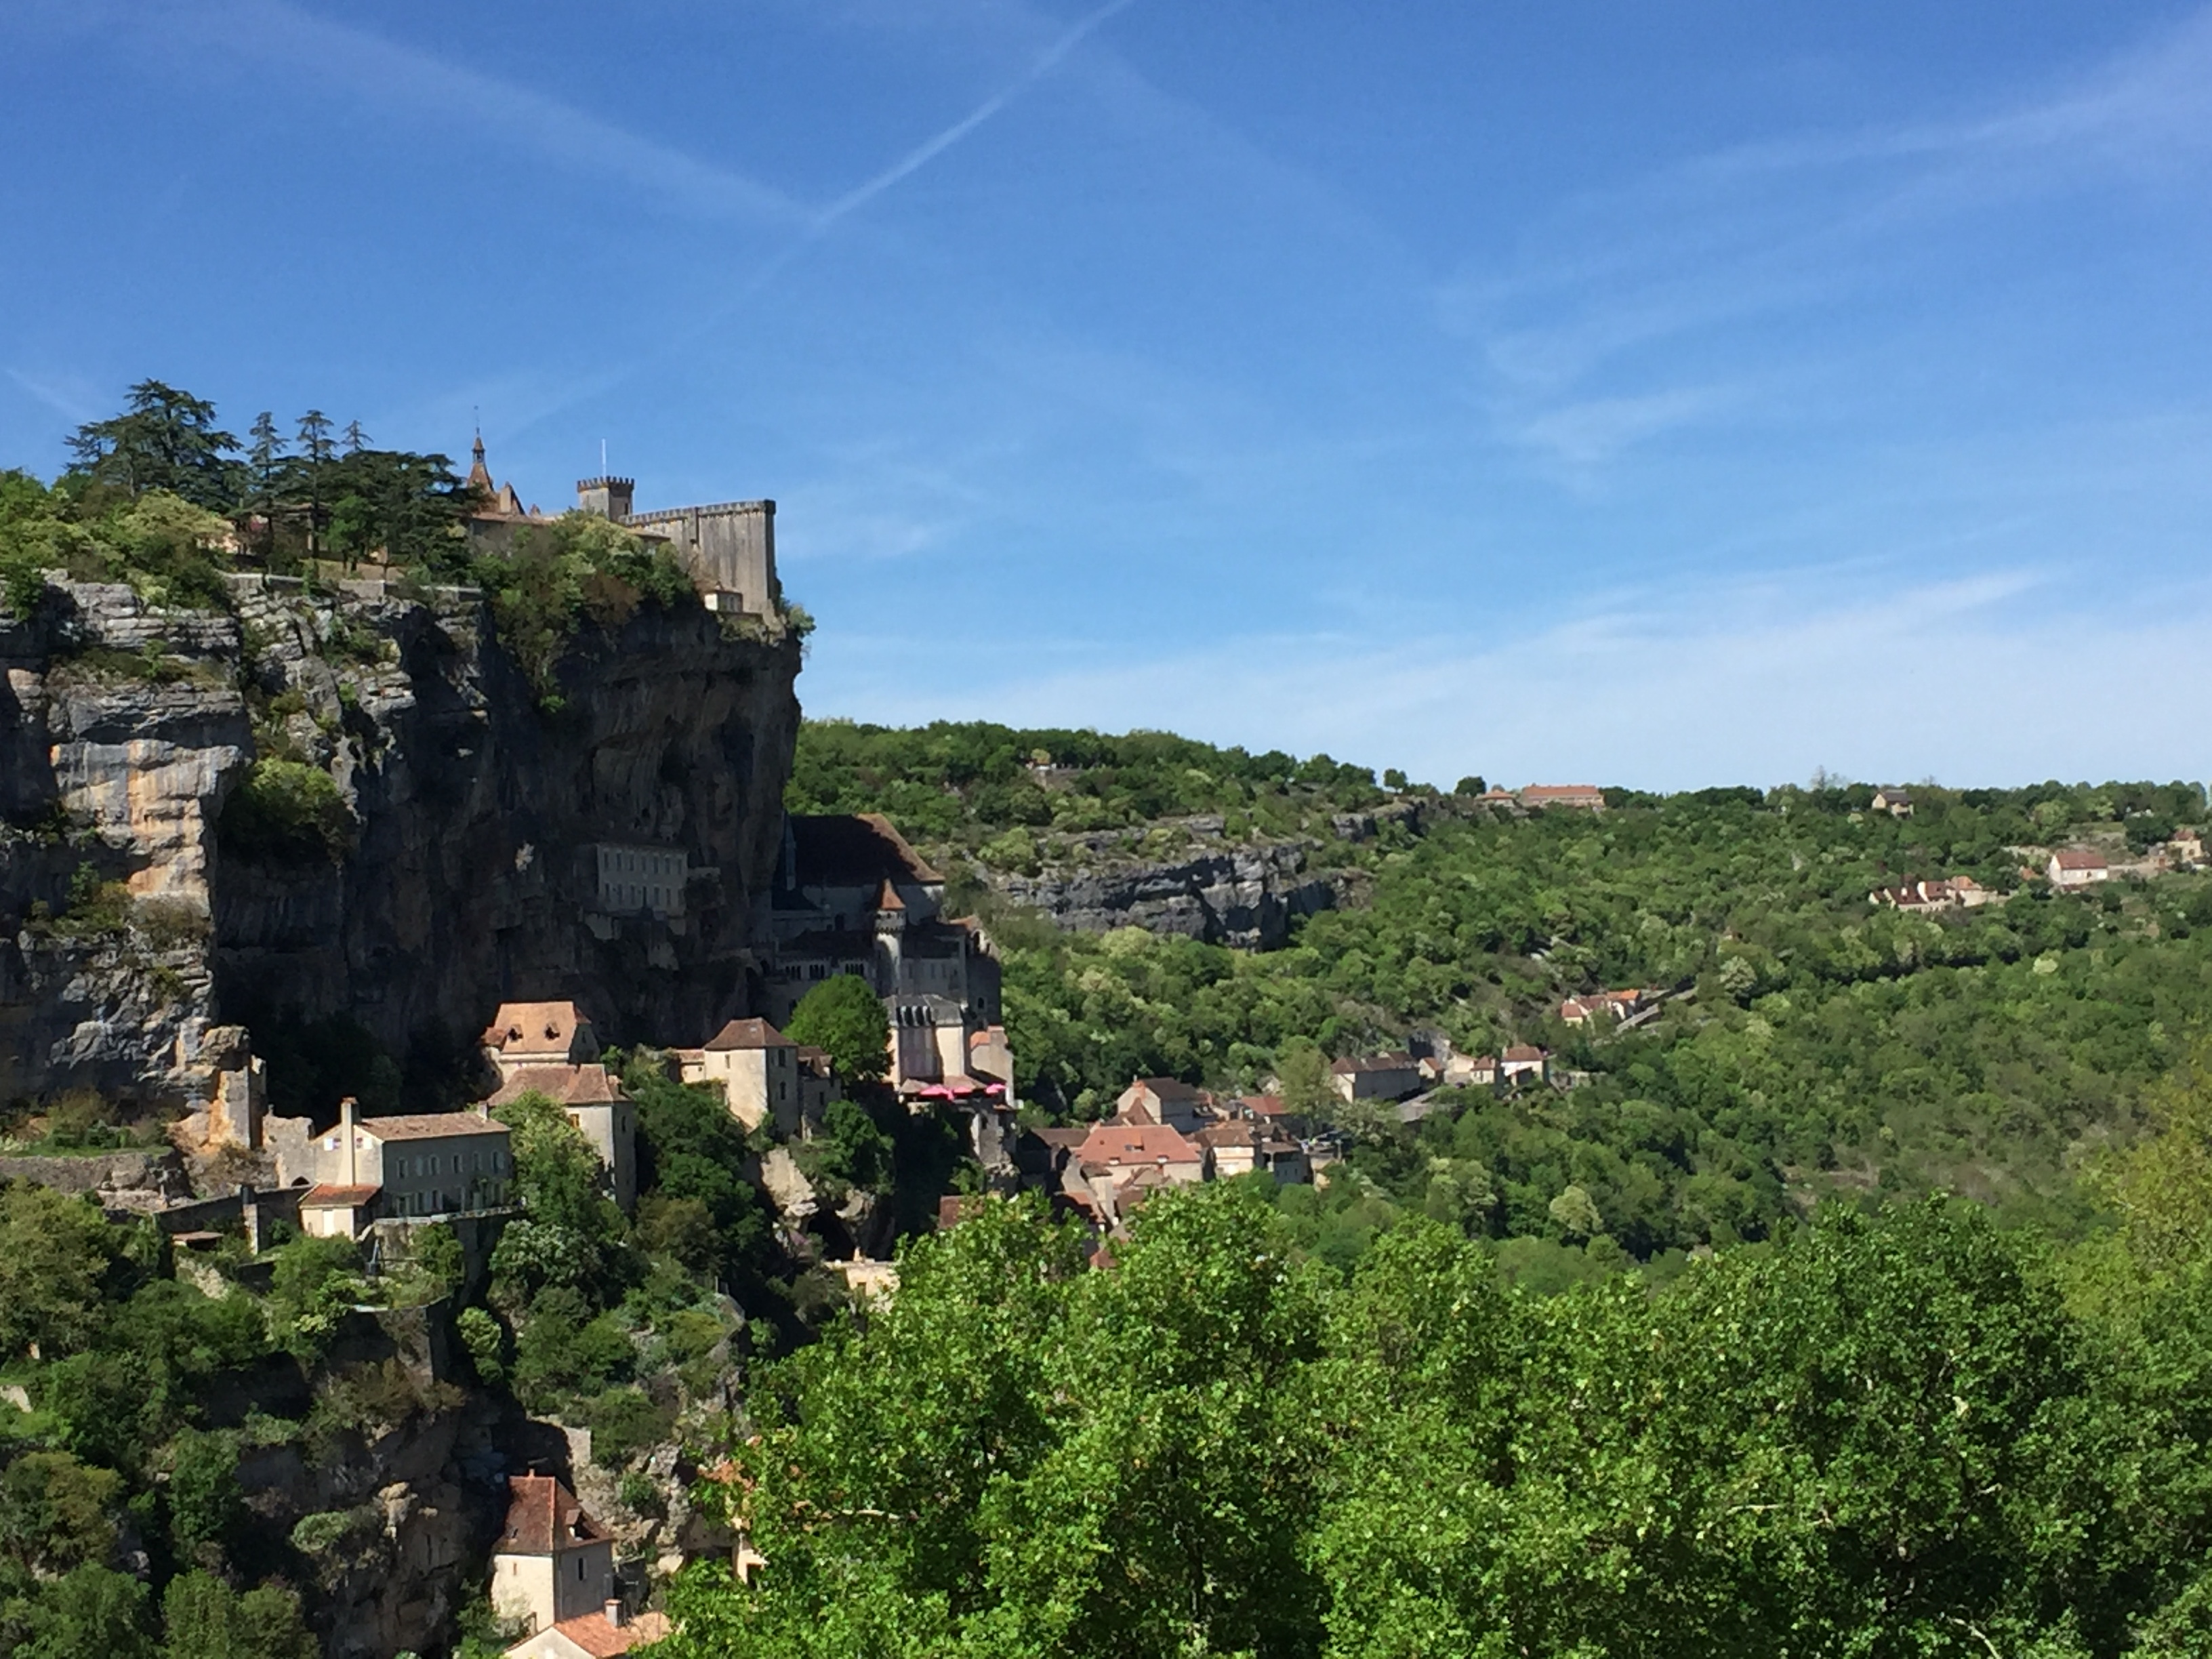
[1510,384,1741,472]
[1448,5,2212,469]
[157,0,799,226]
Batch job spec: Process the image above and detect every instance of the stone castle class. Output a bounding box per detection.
[465,436,779,621]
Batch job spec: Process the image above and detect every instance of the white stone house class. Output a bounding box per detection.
[2049,848,2110,888]
[490,1475,618,1638]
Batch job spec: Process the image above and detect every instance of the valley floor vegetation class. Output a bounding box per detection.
[660,1048,2212,1658]
[796,720,2211,1269]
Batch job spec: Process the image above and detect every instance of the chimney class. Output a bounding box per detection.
[340,1096,359,1186]
[603,1599,624,1629]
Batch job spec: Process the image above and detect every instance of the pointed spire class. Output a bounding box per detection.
[466,430,495,495]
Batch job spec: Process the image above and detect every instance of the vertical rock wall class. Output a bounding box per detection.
[0,575,802,1109]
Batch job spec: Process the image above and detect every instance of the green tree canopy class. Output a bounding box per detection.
[784,973,890,1085]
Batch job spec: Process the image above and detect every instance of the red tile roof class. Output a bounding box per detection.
[538,1610,671,1656]
[1075,1122,1202,1170]
[2053,848,2108,869]
[704,1017,794,1051]
[499,1474,608,1556]
[1501,1045,1549,1063]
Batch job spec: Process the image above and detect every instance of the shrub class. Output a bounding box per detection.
[583,1386,674,1467]
[218,760,352,864]
[456,1306,508,1385]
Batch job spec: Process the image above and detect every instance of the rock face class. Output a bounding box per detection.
[1,574,802,1107]
[991,824,1336,949]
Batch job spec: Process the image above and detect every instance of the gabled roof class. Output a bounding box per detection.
[2052,848,2108,869]
[359,1112,509,1142]
[787,813,943,888]
[487,1064,630,1109]
[498,1473,608,1556]
[1501,1044,1549,1063]
[1076,1122,1203,1169]
[1128,1076,1203,1101]
[519,1610,672,1658]
[1330,1053,1418,1074]
[483,1002,593,1054]
[874,878,905,913]
[300,1183,380,1207]
[704,1017,794,1051]
[1197,1122,1265,1149]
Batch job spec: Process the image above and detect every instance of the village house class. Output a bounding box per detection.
[1499,1045,1551,1086]
[1197,1120,1309,1184]
[764,814,1008,1098]
[288,1098,512,1235]
[481,1002,637,1210]
[2049,848,2111,888]
[485,1063,638,1212]
[1073,1122,1207,1220]
[483,1001,600,1078]
[1115,1077,1210,1134]
[1559,989,1658,1026]
[2171,828,2207,869]
[1330,1052,1424,1103]
[1871,789,1914,818]
[1444,1052,1500,1088]
[489,1475,633,1647]
[678,1017,804,1138]
[1518,785,1607,812]
[1870,876,1994,912]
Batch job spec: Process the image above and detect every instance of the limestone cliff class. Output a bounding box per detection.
[985,817,1339,948]
[1,573,800,1109]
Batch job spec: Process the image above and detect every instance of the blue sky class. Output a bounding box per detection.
[3,1,2208,790]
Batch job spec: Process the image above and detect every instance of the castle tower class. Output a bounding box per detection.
[576,476,636,520]
[467,432,494,496]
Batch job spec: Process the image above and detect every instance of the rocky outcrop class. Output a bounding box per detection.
[1,573,802,1108]
[991,821,1337,948]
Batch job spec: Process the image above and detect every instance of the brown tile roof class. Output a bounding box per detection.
[499,1473,607,1556]
[1076,1122,1203,1168]
[704,1017,794,1051]
[300,1183,380,1206]
[360,1112,510,1142]
[1128,1077,1204,1101]
[539,1609,670,1656]
[874,877,905,913]
[788,813,943,888]
[1519,784,1605,803]
[482,1002,592,1054]
[1028,1126,1092,1150]
[1501,1044,1548,1063]
[1196,1122,1263,1149]
[1237,1094,1286,1115]
[2053,848,2108,869]
[487,1064,630,1109]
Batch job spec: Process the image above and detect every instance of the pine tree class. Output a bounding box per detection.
[294,411,335,557]
[245,411,287,561]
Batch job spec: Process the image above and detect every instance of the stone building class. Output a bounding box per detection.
[490,1475,619,1638]
[285,1098,512,1233]
[464,437,779,620]
[480,1002,638,1211]
[676,1017,806,1137]
[764,814,1009,1097]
